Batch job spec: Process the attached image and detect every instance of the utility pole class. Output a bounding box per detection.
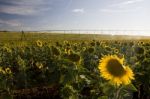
[20,30,26,41]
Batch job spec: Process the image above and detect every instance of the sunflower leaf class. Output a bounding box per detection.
[124,84,137,92]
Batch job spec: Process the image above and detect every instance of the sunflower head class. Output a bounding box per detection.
[82,47,86,51]
[138,41,144,46]
[36,40,43,47]
[114,48,119,54]
[68,53,80,63]
[90,42,95,46]
[96,41,100,46]
[129,42,134,47]
[0,67,11,74]
[104,46,112,51]
[87,47,95,53]
[56,42,62,47]
[134,46,145,55]
[98,55,134,86]
[3,46,12,53]
[36,62,43,69]
[0,67,3,73]
[65,47,72,55]
[73,45,78,50]
[64,40,68,44]
[51,46,61,56]
[5,67,12,74]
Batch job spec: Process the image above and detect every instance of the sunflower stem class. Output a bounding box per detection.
[114,85,121,99]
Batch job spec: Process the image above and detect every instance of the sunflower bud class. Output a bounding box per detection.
[68,53,80,62]
[51,46,61,56]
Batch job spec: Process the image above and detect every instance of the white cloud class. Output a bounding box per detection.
[7,0,46,6]
[110,0,144,7]
[72,8,85,13]
[100,0,144,13]
[0,19,21,26]
[100,7,142,13]
[120,0,144,5]
[0,6,37,15]
[0,0,51,15]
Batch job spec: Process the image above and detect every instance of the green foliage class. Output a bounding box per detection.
[0,38,150,98]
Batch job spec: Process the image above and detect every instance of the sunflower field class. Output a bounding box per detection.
[0,33,150,99]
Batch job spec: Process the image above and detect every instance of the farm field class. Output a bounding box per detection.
[0,31,150,99]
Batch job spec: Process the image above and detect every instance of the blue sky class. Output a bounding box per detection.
[0,0,149,35]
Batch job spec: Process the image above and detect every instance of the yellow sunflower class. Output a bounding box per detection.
[0,67,6,74]
[113,48,119,53]
[5,67,12,74]
[0,67,3,73]
[36,62,43,69]
[36,40,43,47]
[65,48,71,55]
[98,55,134,86]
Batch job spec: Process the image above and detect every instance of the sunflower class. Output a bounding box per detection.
[36,40,43,47]
[5,67,12,74]
[3,46,12,53]
[51,46,61,56]
[114,48,119,54]
[87,47,94,53]
[134,46,145,55]
[0,67,3,73]
[0,67,6,74]
[82,47,86,51]
[68,53,80,63]
[65,48,71,55]
[36,62,43,69]
[98,55,134,86]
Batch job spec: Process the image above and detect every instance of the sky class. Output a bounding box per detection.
[0,0,150,35]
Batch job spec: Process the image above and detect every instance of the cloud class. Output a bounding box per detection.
[120,0,144,5]
[0,6,37,15]
[110,0,144,7]
[0,0,46,6]
[72,8,85,13]
[0,19,21,26]
[100,0,144,13]
[100,7,142,13]
[0,0,51,15]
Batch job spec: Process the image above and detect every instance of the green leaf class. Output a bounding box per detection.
[98,96,108,99]
[102,83,115,95]
[124,84,137,92]
[69,94,78,99]
[0,94,13,99]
